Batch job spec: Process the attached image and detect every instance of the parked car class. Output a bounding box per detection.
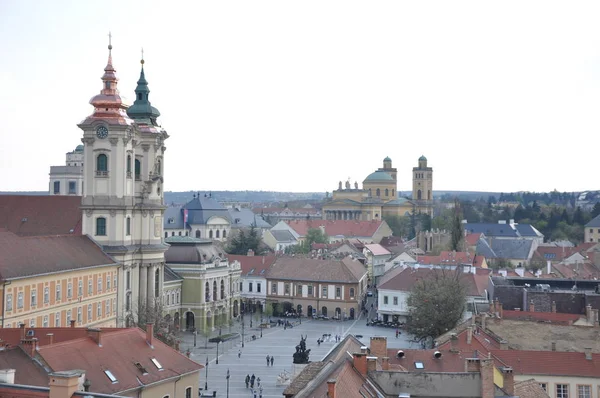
[366,291,373,297]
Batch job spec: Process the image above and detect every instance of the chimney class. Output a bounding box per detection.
[360,346,368,354]
[47,333,54,345]
[546,260,552,275]
[552,301,557,313]
[352,353,367,376]
[500,340,509,350]
[450,333,459,351]
[21,338,38,358]
[327,379,336,398]
[247,249,254,257]
[529,300,535,313]
[366,356,377,373]
[551,342,556,352]
[593,309,599,328]
[19,323,25,340]
[0,369,15,384]
[70,320,76,328]
[498,302,503,319]
[501,367,514,395]
[480,358,495,398]
[381,357,390,371]
[465,358,480,372]
[369,337,387,358]
[585,347,592,360]
[49,370,84,398]
[480,313,486,331]
[466,327,473,345]
[493,298,500,314]
[146,323,154,347]
[87,328,102,347]
[586,305,592,323]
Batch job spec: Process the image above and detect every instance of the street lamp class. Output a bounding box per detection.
[260,325,263,338]
[194,331,197,347]
[216,341,220,364]
[241,312,245,348]
[226,369,230,398]
[204,356,208,391]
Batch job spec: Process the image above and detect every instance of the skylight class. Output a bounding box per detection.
[414,362,424,369]
[151,357,163,370]
[134,362,148,375]
[104,370,118,383]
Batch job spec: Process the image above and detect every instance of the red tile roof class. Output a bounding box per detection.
[254,207,320,214]
[501,310,581,325]
[492,349,600,378]
[0,347,48,385]
[0,230,118,279]
[388,348,480,372]
[466,233,483,246]
[38,328,203,394]
[364,244,391,256]
[417,251,477,265]
[285,220,384,238]
[0,326,123,348]
[0,195,82,236]
[437,325,501,353]
[226,254,277,276]
[267,256,367,283]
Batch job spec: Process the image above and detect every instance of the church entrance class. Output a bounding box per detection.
[185,311,195,331]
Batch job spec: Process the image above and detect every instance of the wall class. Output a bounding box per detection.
[369,371,481,397]
[584,227,600,243]
[515,373,599,398]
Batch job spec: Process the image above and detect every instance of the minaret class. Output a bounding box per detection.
[78,37,169,326]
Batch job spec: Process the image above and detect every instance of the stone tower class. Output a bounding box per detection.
[379,156,397,181]
[412,155,433,202]
[78,37,169,325]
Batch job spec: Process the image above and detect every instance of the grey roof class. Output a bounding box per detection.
[165,239,227,264]
[164,206,185,229]
[476,237,534,260]
[164,265,183,282]
[515,224,543,237]
[164,197,231,229]
[464,222,520,238]
[270,229,296,242]
[228,208,271,228]
[586,214,600,228]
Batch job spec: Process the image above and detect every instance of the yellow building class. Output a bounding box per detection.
[0,230,119,329]
[323,156,433,221]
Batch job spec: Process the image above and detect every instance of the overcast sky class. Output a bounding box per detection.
[1,1,600,194]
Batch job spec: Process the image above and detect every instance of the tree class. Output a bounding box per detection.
[226,224,261,255]
[125,298,179,348]
[305,228,328,246]
[450,200,463,252]
[383,215,411,238]
[405,269,466,343]
[264,302,274,320]
[592,202,600,219]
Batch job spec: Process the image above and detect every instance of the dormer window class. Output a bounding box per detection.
[134,362,148,375]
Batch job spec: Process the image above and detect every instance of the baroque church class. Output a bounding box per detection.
[78,38,169,326]
[322,156,433,221]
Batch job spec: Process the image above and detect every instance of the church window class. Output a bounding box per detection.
[376,188,380,197]
[126,293,131,311]
[105,81,111,90]
[68,181,76,194]
[135,159,141,180]
[96,217,107,236]
[205,282,210,302]
[196,230,201,238]
[223,229,227,238]
[155,269,160,297]
[215,230,220,238]
[171,231,174,236]
[368,188,372,196]
[126,155,132,177]
[96,154,108,173]
[213,281,217,301]
[385,188,389,196]
[209,230,213,239]
[126,217,131,236]
[53,181,60,194]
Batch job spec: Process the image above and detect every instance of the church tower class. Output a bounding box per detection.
[78,37,169,326]
[412,155,433,205]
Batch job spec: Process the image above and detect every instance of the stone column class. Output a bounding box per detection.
[147,264,155,304]
[139,264,147,307]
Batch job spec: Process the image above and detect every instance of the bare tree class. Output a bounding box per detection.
[119,298,180,348]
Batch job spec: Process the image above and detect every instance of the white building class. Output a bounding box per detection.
[227,252,277,315]
[363,243,392,285]
[78,41,169,325]
[164,194,232,242]
[48,145,84,195]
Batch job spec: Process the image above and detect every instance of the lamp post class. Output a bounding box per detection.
[193,331,197,347]
[216,341,220,364]
[204,356,208,390]
[260,324,263,338]
[241,312,245,348]
[226,369,230,398]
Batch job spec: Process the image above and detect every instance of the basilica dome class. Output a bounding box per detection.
[363,170,394,182]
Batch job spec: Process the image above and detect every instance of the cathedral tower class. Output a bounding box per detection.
[78,37,169,325]
[412,155,433,202]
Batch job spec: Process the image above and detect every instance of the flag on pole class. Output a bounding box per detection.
[184,209,189,225]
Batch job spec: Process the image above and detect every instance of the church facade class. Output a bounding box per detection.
[78,39,169,326]
[322,156,433,221]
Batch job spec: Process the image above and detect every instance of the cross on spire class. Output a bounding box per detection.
[108,31,112,50]
[141,47,145,65]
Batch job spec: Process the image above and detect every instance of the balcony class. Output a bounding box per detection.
[95,170,109,177]
[126,171,132,178]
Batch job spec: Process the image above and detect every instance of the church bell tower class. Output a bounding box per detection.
[78,36,169,325]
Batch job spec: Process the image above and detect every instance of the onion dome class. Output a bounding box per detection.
[126,51,161,126]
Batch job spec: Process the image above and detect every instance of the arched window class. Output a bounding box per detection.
[220,280,225,300]
[96,217,106,236]
[135,159,141,180]
[209,230,213,239]
[215,230,220,238]
[171,231,175,236]
[223,230,227,238]
[417,190,422,200]
[126,217,131,236]
[195,230,201,238]
[376,188,380,197]
[205,282,210,302]
[165,231,168,238]
[385,189,389,196]
[126,155,132,176]
[392,189,395,197]
[155,269,160,297]
[96,154,108,172]
[213,281,217,301]
[178,231,182,236]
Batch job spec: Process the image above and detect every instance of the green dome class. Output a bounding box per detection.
[384,156,391,162]
[75,145,84,152]
[419,155,427,161]
[364,171,394,182]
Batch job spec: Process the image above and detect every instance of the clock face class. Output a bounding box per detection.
[96,126,109,139]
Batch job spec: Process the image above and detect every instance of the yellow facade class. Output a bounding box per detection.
[2,265,119,329]
[323,156,434,221]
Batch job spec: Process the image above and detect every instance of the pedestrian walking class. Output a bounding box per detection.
[270,356,274,366]
[239,349,242,358]
[317,339,321,346]
[245,374,250,388]
[251,374,256,388]
[259,386,263,398]
[257,377,261,387]
[266,354,270,366]
[395,329,399,339]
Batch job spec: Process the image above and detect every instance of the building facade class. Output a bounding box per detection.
[266,257,368,319]
[164,194,232,242]
[322,156,434,222]
[77,41,169,325]
[585,214,600,243]
[48,145,84,196]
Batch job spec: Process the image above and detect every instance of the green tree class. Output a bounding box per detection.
[405,269,466,343]
[450,200,463,251]
[592,202,600,219]
[305,228,328,246]
[383,215,411,238]
[226,224,261,255]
